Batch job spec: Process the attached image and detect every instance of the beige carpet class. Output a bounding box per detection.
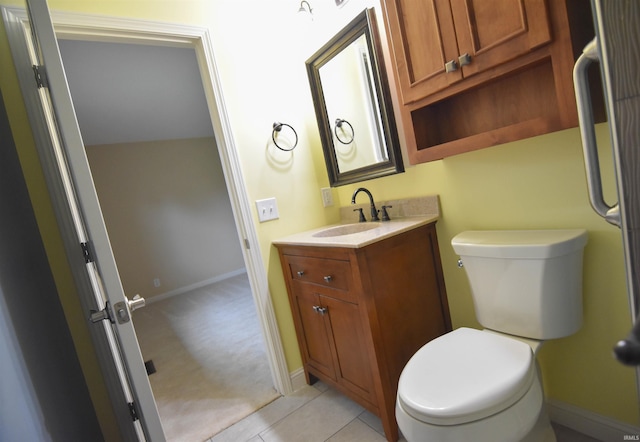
[133,273,280,441]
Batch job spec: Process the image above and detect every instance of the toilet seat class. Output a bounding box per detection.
[397,327,535,425]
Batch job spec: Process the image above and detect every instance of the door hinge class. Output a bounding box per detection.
[244,238,250,249]
[81,241,94,263]
[128,401,139,422]
[32,65,47,88]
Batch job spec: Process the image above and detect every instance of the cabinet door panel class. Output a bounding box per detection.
[385,0,462,103]
[322,296,375,403]
[295,289,336,380]
[451,0,551,77]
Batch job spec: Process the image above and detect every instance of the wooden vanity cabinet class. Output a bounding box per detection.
[276,223,451,442]
[380,0,602,163]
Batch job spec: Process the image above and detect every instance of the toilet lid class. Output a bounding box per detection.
[397,327,535,425]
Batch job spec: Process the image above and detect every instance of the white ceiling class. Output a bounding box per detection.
[58,39,214,146]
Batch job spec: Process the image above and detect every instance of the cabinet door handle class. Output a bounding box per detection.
[445,59,458,72]
[312,305,327,315]
[323,275,333,283]
[458,53,471,67]
[297,270,305,277]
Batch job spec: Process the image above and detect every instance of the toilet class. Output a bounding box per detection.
[396,229,588,442]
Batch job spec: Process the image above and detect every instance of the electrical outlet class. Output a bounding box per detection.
[153,278,161,288]
[321,187,334,207]
[256,197,279,222]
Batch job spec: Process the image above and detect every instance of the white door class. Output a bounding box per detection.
[21,0,165,439]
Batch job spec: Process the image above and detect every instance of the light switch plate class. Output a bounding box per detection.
[256,197,279,222]
[321,187,334,207]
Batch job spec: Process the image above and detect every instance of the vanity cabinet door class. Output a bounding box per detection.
[321,295,376,404]
[294,285,376,404]
[293,287,336,381]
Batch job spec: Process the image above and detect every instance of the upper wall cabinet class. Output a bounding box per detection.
[381,0,602,163]
[389,0,552,104]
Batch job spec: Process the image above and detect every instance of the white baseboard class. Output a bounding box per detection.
[146,269,246,304]
[548,399,640,441]
[289,368,308,392]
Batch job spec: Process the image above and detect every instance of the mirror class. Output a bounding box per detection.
[306,8,403,187]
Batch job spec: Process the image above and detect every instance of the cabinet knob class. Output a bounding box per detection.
[323,275,333,283]
[445,59,458,73]
[458,53,471,67]
[297,270,305,277]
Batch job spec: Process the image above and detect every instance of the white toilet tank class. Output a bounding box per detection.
[451,230,588,340]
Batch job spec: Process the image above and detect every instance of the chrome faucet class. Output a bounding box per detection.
[351,187,380,222]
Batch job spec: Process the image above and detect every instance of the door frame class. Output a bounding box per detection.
[4,3,292,413]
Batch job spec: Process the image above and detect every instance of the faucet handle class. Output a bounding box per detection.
[381,205,392,221]
[353,208,366,223]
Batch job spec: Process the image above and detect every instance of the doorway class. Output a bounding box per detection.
[3,4,291,439]
[57,39,281,440]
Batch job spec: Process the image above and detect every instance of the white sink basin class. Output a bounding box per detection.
[312,223,379,238]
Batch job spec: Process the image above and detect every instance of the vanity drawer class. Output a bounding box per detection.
[284,255,352,292]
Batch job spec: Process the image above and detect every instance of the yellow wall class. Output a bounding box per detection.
[335,125,639,424]
[0,0,637,433]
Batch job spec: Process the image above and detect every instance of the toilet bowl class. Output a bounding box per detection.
[396,328,554,442]
[396,229,588,442]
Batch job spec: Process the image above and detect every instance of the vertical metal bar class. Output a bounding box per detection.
[573,38,620,227]
[591,0,640,408]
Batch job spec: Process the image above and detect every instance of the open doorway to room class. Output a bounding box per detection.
[58,39,280,441]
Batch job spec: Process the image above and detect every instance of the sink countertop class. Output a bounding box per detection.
[273,215,439,249]
[273,195,440,248]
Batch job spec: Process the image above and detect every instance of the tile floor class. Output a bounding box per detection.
[209,381,601,442]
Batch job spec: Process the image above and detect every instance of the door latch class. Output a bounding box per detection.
[91,296,145,325]
[114,295,146,324]
[89,301,115,324]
